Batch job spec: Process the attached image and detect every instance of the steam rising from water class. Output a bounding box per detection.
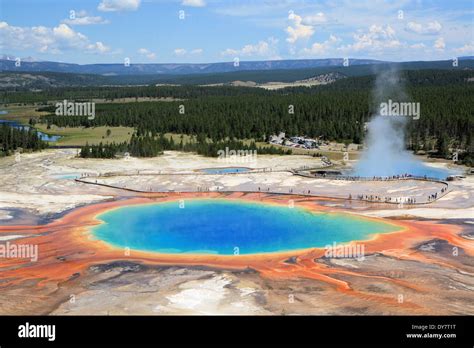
[354,67,450,179]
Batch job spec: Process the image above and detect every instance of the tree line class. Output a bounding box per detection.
[41,82,472,151]
[79,134,291,159]
[0,124,48,156]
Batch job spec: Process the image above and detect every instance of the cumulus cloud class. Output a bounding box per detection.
[286,12,314,43]
[221,37,279,59]
[138,48,156,59]
[433,37,445,51]
[98,0,140,12]
[182,0,206,7]
[300,35,340,56]
[454,42,474,54]
[62,10,109,25]
[190,48,203,55]
[0,21,110,54]
[221,48,239,56]
[339,24,401,53]
[87,41,110,53]
[174,48,187,56]
[406,21,442,35]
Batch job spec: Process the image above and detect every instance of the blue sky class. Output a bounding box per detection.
[1,0,473,64]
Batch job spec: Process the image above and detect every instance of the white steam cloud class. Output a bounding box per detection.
[354,67,450,179]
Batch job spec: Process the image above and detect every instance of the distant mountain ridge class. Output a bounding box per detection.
[0,57,385,76]
[1,57,473,89]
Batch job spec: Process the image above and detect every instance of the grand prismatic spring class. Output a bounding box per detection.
[91,199,401,255]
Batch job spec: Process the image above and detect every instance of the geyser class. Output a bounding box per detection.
[354,68,452,179]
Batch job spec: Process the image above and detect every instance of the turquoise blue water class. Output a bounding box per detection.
[200,167,250,174]
[53,173,81,180]
[91,200,400,255]
[351,163,456,180]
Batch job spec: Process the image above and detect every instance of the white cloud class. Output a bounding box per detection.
[241,41,271,56]
[406,21,442,35]
[138,48,156,59]
[220,48,239,56]
[174,48,187,56]
[182,0,206,7]
[434,37,445,51]
[98,0,140,12]
[53,23,85,41]
[87,41,110,53]
[286,12,314,44]
[300,35,340,56]
[173,48,204,57]
[339,25,401,53]
[454,42,474,54]
[0,21,110,54]
[62,11,109,25]
[213,1,470,61]
[221,37,279,59]
[409,43,426,49]
[302,12,326,25]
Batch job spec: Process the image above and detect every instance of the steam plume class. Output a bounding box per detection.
[354,67,450,179]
